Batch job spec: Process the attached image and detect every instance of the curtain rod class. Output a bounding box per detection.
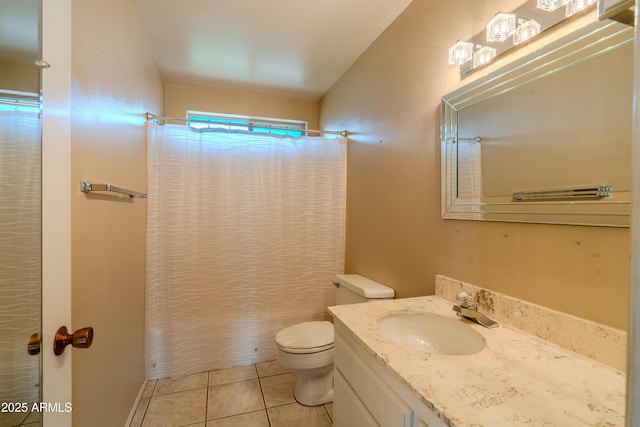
[145,113,348,137]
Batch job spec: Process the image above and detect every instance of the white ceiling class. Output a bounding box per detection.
[133,0,413,100]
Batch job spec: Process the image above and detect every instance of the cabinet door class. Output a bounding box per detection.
[334,369,379,427]
[335,332,414,427]
[415,412,448,427]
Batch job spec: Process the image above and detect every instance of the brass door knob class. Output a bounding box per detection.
[28,333,41,356]
[54,326,94,356]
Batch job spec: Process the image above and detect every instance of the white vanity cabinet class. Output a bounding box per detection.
[330,295,625,427]
[333,321,448,427]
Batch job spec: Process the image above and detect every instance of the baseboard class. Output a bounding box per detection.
[124,380,147,427]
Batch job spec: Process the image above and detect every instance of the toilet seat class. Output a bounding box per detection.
[275,321,334,354]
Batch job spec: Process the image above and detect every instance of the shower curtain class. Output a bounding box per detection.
[145,123,346,380]
[457,140,482,198]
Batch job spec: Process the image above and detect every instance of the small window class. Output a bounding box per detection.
[187,111,307,137]
[0,91,40,113]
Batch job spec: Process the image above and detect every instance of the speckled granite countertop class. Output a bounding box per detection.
[328,296,625,427]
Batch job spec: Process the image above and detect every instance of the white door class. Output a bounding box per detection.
[0,1,71,426]
[0,0,69,426]
[41,0,73,425]
[627,1,640,426]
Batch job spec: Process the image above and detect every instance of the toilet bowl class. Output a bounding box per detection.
[274,274,395,406]
[275,321,335,406]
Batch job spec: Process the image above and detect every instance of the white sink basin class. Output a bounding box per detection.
[376,312,486,355]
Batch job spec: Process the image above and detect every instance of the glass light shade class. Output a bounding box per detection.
[486,13,516,42]
[536,0,568,11]
[448,40,474,65]
[565,0,596,16]
[513,19,541,45]
[473,45,497,68]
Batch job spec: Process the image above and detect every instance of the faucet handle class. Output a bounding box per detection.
[455,291,473,307]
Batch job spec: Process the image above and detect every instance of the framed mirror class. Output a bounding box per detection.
[441,20,634,227]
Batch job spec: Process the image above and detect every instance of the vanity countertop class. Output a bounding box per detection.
[328,296,626,427]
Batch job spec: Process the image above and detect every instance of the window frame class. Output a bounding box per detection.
[187,111,308,138]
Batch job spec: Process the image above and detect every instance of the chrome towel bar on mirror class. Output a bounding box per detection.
[512,185,611,201]
[80,181,147,199]
[449,136,481,144]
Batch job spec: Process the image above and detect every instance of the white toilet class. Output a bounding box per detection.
[275,274,395,406]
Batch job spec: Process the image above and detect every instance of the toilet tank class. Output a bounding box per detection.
[334,274,395,305]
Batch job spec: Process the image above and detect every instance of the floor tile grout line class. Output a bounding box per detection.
[323,403,332,423]
[150,385,207,398]
[140,397,152,427]
[255,364,273,427]
[139,379,157,426]
[204,370,210,425]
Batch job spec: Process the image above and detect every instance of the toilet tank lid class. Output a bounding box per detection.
[335,274,395,299]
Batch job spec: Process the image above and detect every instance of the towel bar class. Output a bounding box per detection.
[80,181,147,199]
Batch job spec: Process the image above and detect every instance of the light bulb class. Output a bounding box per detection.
[486,13,517,43]
[536,0,568,11]
[565,0,596,16]
[513,19,541,45]
[473,45,497,68]
[448,40,474,65]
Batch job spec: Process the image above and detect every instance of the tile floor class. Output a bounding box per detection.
[0,409,40,427]
[130,360,333,427]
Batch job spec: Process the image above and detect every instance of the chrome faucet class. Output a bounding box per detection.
[452,291,498,328]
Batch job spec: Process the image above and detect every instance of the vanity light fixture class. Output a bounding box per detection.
[448,0,597,75]
[536,0,568,12]
[448,40,474,65]
[565,0,596,17]
[486,12,517,42]
[473,46,497,68]
[513,19,541,45]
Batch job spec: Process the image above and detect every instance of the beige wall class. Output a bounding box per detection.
[165,82,319,129]
[320,0,629,330]
[0,60,39,93]
[70,0,163,425]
